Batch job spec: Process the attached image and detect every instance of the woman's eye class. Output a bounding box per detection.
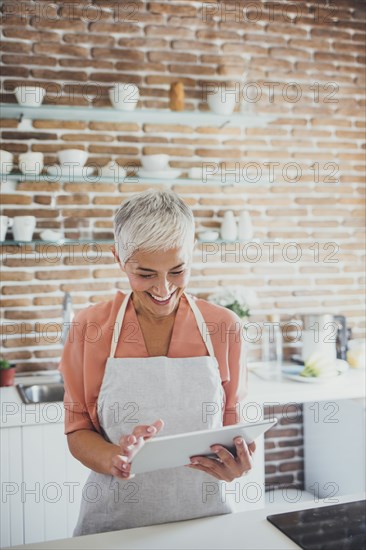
[139,270,184,279]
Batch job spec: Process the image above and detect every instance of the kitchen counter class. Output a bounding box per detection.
[247,364,366,405]
[1,374,65,429]
[7,493,365,550]
[1,367,365,429]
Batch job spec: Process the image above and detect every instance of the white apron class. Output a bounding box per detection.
[73,291,235,536]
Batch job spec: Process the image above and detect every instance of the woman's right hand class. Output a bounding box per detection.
[110,419,164,479]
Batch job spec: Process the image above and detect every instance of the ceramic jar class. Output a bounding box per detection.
[238,210,254,240]
[220,211,238,241]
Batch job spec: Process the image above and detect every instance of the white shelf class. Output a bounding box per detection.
[0,172,265,186]
[0,103,277,127]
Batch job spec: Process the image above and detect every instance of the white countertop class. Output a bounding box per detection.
[1,367,365,429]
[247,365,366,405]
[8,493,365,550]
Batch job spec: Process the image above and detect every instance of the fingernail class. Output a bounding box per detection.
[147,426,155,433]
[122,464,127,470]
[211,446,220,452]
[236,438,244,445]
[190,459,199,464]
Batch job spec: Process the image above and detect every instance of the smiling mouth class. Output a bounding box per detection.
[145,290,176,305]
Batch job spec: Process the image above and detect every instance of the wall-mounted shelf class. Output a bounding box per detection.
[0,172,264,187]
[0,239,115,247]
[1,238,260,247]
[0,103,277,128]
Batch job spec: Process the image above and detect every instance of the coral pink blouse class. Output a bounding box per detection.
[59,291,248,435]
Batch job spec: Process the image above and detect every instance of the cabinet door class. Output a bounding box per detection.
[21,422,90,544]
[0,427,24,547]
[304,398,366,498]
[64,434,90,537]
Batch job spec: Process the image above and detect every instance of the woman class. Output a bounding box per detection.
[60,189,255,536]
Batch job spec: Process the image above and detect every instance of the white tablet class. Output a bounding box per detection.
[130,418,277,475]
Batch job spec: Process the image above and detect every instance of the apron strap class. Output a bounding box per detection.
[109,290,132,358]
[184,293,216,358]
[109,290,216,359]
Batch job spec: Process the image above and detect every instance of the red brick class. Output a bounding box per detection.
[145,25,194,38]
[149,51,197,63]
[31,69,89,82]
[2,29,60,41]
[31,18,86,32]
[0,41,31,54]
[169,64,216,75]
[172,40,219,53]
[63,33,115,46]
[34,42,89,57]
[89,22,141,34]
[148,3,197,16]
[91,47,144,61]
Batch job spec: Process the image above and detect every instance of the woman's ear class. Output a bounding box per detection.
[111,246,125,272]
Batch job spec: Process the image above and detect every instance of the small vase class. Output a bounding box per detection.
[238,210,253,240]
[169,82,185,111]
[220,211,238,241]
[0,367,15,387]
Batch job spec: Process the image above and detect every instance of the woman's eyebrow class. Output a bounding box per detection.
[136,263,185,272]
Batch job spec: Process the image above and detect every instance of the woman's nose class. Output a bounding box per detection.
[153,278,171,296]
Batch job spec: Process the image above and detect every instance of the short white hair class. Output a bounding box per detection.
[114,189,195,265]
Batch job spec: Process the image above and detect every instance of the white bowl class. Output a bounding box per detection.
[99,161,126,179]
[109,83,139,111]
[198,230,219,242]
[141,154,169,172]
[40,230,64,242]
[15,86,46,108]
[0,150,14,174]
[57,149,88,167]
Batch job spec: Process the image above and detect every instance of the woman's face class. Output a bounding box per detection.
[114,245,193,318]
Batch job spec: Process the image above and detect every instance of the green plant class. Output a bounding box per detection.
[0,359,13,370]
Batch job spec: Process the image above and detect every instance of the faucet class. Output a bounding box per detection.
[61,292,74,346]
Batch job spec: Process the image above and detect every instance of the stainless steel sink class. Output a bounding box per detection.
[16,382,64,404]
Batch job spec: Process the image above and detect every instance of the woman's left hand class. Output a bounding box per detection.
[186,438,256,482]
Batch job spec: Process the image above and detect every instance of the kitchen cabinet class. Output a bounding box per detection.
[1,427,24,547]
[303,398,366,498]
[1,420,90,546]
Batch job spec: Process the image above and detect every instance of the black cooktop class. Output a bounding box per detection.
[267,500,366,549]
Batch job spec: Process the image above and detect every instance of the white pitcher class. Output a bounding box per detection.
[238,210,253,240]
[0,216,13,241]
[220,211,238,241]
[12,216,36,242]
[0,150,14,175]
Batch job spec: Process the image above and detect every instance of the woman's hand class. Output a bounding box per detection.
[187,438,256,482]
[110,419,164,479]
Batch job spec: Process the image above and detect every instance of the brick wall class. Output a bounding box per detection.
[0,0,365,489]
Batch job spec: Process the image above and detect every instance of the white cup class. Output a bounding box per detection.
[207,84,237,115]
[0,216,13,241]
[12,216,36,242]
[18,152,44,175]
[0,150,14,175]
[109,83,139,111]
[15,85,46,107]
